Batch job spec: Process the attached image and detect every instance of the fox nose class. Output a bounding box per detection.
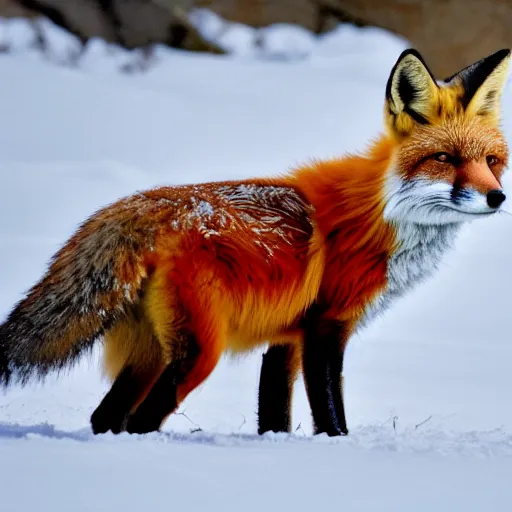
[487,189,506,208]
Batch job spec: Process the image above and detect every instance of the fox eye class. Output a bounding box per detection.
[487,155,499,166]
[432,152,451,163]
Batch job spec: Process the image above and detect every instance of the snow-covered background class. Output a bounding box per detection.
[2,13,512,511]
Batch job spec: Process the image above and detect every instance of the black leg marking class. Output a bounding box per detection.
[125,362,183,434]
[258,344,295,435]
[90,366,143,435]
[302,314,348,437]
[126,333,199,434]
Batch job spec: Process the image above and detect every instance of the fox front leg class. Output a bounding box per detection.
[257,344,299,434]
[302,312,348,436]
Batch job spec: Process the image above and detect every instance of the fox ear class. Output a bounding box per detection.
[385,49,439,137]
[445,49,511,118]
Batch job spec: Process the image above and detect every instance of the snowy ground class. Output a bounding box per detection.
[2,16,512,512]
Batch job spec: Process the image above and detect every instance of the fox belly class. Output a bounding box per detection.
[143,229,325,356]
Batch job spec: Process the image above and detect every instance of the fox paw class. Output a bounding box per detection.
[125,413,162,435]
[315,427,349,437]
[90,405,129,435]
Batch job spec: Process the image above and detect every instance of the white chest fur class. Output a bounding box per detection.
[358,222,461,330]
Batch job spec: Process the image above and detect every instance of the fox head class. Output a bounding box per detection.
[383,48,511,225]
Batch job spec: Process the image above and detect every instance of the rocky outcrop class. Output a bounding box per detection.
[2,0,511,78]
[0,0,37,18]
[4,0,224,54]
[312,0,512,78]
[199,0,512,77]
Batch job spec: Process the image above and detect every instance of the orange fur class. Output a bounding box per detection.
[287,138,397,322]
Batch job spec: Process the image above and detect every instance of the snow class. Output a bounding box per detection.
[255,23,317,61]
[2,14,512,511]
[3,432,512,512]
[189,8,258,57]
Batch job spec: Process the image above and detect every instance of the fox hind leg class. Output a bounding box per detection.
[90,313,164,435]
[124,266,226,434]
[91,364,161,434]
[126,322,224,434]
[125,329,198,434]
[125,360,184,434]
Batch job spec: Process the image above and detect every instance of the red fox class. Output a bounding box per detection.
[0,48,510,437]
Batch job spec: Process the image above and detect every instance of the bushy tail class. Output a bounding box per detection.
[0,201,153,386]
